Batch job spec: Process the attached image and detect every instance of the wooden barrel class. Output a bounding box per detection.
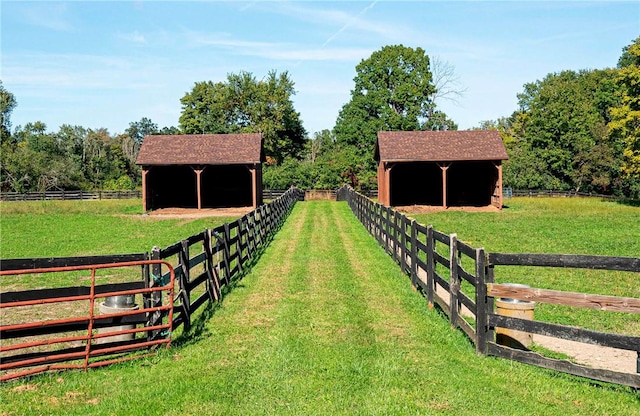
[496,285,535,349]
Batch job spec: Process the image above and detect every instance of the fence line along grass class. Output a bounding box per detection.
[408,196,640,336]
[1,201,637,415]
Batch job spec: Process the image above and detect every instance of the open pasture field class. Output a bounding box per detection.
[0,199,237,259]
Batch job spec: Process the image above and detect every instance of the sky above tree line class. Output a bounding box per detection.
[2,1,639,136]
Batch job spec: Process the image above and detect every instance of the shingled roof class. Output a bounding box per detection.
[136,134,263,166]
[374,130,508,162]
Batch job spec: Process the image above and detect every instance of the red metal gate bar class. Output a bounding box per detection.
[0,260,175,382]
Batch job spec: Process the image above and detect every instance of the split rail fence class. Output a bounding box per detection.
[0,187,303,381]
[0,190,142,201]
[339,186,640,389]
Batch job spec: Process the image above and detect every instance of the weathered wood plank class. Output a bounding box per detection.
[458,291,476,314]
[432,229,450,244]
[457,240,476,258]
[457,267,476,285]
[433,251,449,267]
[487,283,640,314]
[450,234,459,329]
[488,253,640,272]
[188,251,207,269]
[475,247,490,355]
[1,253,148,272]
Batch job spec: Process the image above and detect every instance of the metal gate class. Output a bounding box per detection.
[1,260,175,381]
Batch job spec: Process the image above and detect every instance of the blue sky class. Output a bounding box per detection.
[2,1,639,136]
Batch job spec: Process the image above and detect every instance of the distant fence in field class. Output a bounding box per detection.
[3,187,632,203]
[0,188,376,203]
[504,188,629,200]
[0,190,142,201]
[339,185,640,389]
[0,187,304,381]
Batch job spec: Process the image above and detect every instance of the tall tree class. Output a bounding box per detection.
[334,45,443,154]
[609,37,640,196]
[126,117,159,145]
[514,69,621,193]
[179,70,306,164]
[0,81,17,142]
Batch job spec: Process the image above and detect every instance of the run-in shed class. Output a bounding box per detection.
[375,130,508,209]
[136,133,263,212]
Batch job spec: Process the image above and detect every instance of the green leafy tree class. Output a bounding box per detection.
[334,45,449,154]
[609,37,640,196]
[158,125,180,135]
[0,81,17,142]
[306,129,335,164]
[514,69,622,193]
[333,45,458,189]
[179,71,306,164]
[126,117,158,145]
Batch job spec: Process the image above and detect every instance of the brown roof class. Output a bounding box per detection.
[136,134,263,165]
[375,130,508,162]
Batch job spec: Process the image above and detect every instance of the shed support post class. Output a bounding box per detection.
[384,163,393,206]
[141,168,148,212]
[251,165,258,209]
[438,163,451,209]
[194,168,203,210]
[493,162,503,209]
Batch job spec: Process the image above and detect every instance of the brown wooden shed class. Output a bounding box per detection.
[136,134,263,212]
[374,130,508,209]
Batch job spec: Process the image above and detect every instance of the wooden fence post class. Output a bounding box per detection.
[377,204,384,246]
[410,220,418,289]
[179,239,191,332]
[223,222,232,284]
[400,214,407,273]
[484,252,495,346]
[449,233,459,329]
[236,219,244,275]
[426,225,435,308]
[204,229,221,303]
[475,247,488,355]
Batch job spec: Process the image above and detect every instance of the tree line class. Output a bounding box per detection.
[1,40,639,198]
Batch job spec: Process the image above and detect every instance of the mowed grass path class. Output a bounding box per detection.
[1,201,638,415]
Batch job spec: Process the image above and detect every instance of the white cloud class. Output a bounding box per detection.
[116,30,147,45]
[184,30,371,62]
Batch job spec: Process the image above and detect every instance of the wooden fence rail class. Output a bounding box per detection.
[0,190,142,201]
[340,185,640,389]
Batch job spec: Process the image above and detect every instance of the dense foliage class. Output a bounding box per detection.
[481,37,640,198]
[0,117,175,192]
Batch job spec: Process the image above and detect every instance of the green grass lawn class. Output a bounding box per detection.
[0,199,237,258]
[1,200,638,415]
